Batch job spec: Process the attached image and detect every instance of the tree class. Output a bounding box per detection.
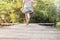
[30,0,56,23]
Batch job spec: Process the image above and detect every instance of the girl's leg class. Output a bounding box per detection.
[25,13,27,23]
[25,12,30,25]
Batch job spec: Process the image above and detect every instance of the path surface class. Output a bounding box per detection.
[0,24,60,40]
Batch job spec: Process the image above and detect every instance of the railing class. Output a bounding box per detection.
[0,23,55,26]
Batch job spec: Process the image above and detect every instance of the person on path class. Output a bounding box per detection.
[22,0,34,25]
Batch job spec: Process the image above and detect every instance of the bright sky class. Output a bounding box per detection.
[54,0,60,12]
[54,0,60,6]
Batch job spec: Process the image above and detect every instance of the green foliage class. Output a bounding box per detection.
[0,0,57,23]
[0,0,22,23]
[30,0,56,23]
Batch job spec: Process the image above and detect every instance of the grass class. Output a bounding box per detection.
[56,22,60,30]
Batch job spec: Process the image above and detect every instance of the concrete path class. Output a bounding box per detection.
[0,24,60,40]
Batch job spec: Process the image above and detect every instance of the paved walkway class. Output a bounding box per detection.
[0,24,60,40]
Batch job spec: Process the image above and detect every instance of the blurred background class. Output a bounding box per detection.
[0,0,60,28]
